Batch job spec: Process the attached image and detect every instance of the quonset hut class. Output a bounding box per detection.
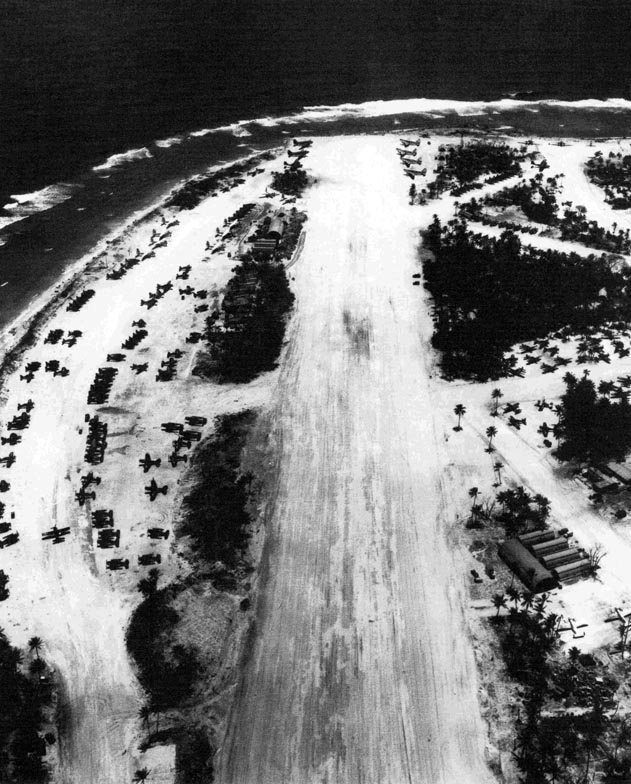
[498,538,558,593]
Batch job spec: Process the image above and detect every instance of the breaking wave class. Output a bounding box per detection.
[92,147,153,171]
[184,96,631,141]
[155,135,185,148]
[0,183,79,230]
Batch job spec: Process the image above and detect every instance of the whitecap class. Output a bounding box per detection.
[155,136,184,148]
[0,183,78,230]
[92,147,153,171]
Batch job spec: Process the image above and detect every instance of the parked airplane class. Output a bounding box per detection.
[161,422,183,434]
[185,416,207,427]
[92,509,114,529]
[147,528,170,539]
[132,319,146,328]
[7,413,29,430]
[145,478,168,500]
[139,453,161,473]
[107,353,126,362]
[139,553,162,565]
[168,453,187,467]
[0,532,19,548]
[131,363,148,375]
[106,558,129,570]
[141,298,158,309]
[97,529,120,548]
[17,400,34,412]
[20,373,34,384]
[0,453,16,468]
[42,525,71,544]
[75,488,96,506]
[80,472,101,488]
[1,434,21,446]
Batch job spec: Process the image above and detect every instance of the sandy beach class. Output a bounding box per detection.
[6,130,631,783]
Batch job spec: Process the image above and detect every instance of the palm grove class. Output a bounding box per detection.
[423,218,631,381]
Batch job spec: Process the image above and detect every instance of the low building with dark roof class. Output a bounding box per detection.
[498,538,558,593]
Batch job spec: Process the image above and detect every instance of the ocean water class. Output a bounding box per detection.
[4,0,631,330]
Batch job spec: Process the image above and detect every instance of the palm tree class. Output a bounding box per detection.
[468,486,480,524]
[493,461,504,486]
[491,388,503,416]
[485,425,497,452]
[568,646,581,664]
[453,404,466,431]
[520,591,534,613]
[29,658,46,677]
[533,594,549,617]
[551,422,562,446]
[492,593,507,619]
[133,769,150,783]
[506,584,521,609]
[28,636,43,660]
[138,705,151,730]
[534,494,551,523]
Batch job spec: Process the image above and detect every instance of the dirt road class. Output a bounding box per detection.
[218,138,493,784]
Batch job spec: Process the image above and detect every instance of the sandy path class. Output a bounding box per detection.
[217,137,492,784]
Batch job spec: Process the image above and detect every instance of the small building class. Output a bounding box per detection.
[601,461,631,486]
[586,467,620,493]
[553,558,591,582]
[252,238,277,255]
[518,530,557,547]
[541,548,585,569]
[530,537,570,559]
[268,215,287,241]
[498,539,558,593]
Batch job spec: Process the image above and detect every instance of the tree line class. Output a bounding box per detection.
[492,590,618,783]
[586,150,631,210]
[555,371,631,463]
[127,411,258,780]
[425,140,523,198]
[0,632,52,782]
[199,254,295,383]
